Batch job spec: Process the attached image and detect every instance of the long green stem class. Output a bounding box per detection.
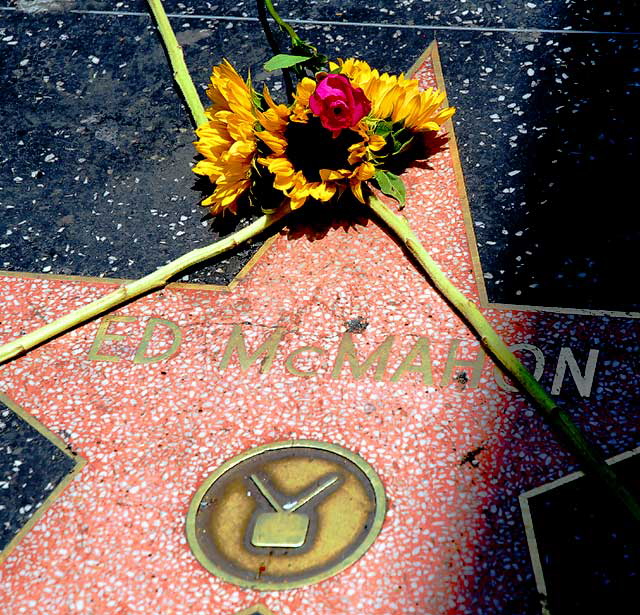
[0,210,288,365]
[147,0,207,127]
[256,0,295,102]
[264,0,300,43]
[256,0,282,56]
[367,193,640,523]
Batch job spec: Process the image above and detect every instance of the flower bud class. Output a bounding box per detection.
[309,74,371,137]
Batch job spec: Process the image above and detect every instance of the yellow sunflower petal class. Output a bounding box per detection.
[320,169,350,181]
[256,131,288,155]
[354,162,375,181]
[194,59,258,214]
[192,160,219,177]
[350,180,365,203]
[368,134,387,151]
[308,184,335,202]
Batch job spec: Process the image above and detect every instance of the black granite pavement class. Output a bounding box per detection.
[526,452,640,615]
[0,396,79,556]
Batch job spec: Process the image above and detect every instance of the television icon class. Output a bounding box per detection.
[249,473,340,549]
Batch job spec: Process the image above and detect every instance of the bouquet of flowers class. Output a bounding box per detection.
[193,57,454,215]
[0,0,638,523]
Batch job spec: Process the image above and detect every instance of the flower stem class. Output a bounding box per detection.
[0,210,289,366]
[146,0,207,127]
[264,0,300,44]
[256,0,295,102]
[256,0,282,55]
[366,193,640,524]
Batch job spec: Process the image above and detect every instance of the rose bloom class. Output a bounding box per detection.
[309,74,371,136]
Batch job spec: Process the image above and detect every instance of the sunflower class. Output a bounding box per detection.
[255,79,384,209]
[192,60,257,214]
[333,58,455,132]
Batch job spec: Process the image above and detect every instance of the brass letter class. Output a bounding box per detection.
[284,346,325,378]
[391,337,433,385]
[441,339,486,388]
[330,333,395,380]
[494,343,545,392]
[551,347,599,398]
[219,324,286,373]
[87,315,137,362]
[133,318,182,364]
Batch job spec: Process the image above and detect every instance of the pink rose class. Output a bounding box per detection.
[309,74,371,136]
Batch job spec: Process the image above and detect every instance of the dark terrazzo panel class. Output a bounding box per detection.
[0,12,218,282]
[22,0,637,33]
[0,12,267,285]
[0,400,77,552]
[472,484,542,615]
[437,30,640,313]
[526,453,640,614]
[0,11,433,284]
[178,0,640,33]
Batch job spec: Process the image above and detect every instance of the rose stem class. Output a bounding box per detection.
[0,207,289,365]
[264,0,301,45]
[256,0,295,102]
[367,192,640,523]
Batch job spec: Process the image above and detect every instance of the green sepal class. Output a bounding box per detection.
[373,120,394,137]
[393,135,414,155]
[247,72,265,111]
[264,54,312,71]
[389,125,413,155]
[289,40,328,75]
[372,170,406,207]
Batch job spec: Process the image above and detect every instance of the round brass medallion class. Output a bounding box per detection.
[186,440,386,590]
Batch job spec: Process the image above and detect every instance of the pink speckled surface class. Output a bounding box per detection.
[0,49,638,615]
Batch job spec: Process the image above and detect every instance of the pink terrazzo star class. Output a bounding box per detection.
[0,45,637,615]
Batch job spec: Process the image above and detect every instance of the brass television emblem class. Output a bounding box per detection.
[186,440,386,590]
[249,472,341,548]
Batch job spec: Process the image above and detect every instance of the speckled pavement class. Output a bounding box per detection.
[1,2,639,615]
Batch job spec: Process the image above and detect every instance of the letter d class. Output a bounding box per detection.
[133,318,182,364]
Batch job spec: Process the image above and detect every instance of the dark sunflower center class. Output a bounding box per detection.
[285,117,361,182]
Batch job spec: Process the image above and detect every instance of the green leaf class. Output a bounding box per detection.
[291,42,328,75]
[264,54,311,71]
[373,170,406,207]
